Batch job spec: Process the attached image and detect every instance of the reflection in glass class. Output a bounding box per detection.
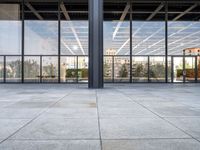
[104,21,130,55]
[168,57,172,82]
[0,4,22,55]
[0,56,3,82]
[185,57,195,82]
[132,22,165,55]
[60,56,77,83]
[78,56,88,82]
[42,57,58,82]
[168,22,200,55]
[24,57,40,82]
[198,57,200,82]
[25,21,58,55]
[114,57,130,82]
[61,21,88,55]
[173,57,183,82]
[6,56,21,82]
[149,57,165,82]
[132,57,148,82]
[104,56,113,82]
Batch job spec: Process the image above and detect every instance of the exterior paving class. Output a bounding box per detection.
[0,84,200,149]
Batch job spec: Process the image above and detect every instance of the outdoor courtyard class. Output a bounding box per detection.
[0,84,200,150]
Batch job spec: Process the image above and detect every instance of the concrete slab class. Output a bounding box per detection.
[0,119,29,139]
[166,117,200,138]
[0,140,101,150]
[100,118,189,139]
[10,118,100,140]
[102,139,200,150]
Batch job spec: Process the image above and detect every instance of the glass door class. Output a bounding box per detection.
[172,57,183,82]
[184,56,196,83]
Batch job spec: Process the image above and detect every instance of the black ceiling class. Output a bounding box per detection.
[0,0,200,21]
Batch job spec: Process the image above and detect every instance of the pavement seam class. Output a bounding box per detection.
[116,88,200,144]
[95,89,103,150]
[0,90,73,145]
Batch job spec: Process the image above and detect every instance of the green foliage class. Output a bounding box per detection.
[24,60,40,78]
[66,69,88,78]
[119,64,128,77]
[149,63,165,78]
[133,63,148,77]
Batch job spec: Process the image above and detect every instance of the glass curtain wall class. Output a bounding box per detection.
[104,0,130,82]
[0,56,3,82]
[24,0,58,83]
[0,0,22,82]
[132,2,166,82]
[168,2,200,83]
[60,0,88,83]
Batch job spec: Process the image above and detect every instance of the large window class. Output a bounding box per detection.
[168,2,200,83]
[104,1,130,82]
[0,56,3,82]
[132,2,166,82]
[60,0,88,83]
[24,0,58,82]
[6,56,21,82]
[0,2,22,55]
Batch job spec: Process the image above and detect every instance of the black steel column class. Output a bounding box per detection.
[88,0,103,88]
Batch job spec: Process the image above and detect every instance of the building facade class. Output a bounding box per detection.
[0,0,200,87]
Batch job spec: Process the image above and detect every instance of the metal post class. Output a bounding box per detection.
[88,0,103,88]
[130,1,132,83]
[22,0,25,83]
[183,53,186,83]
[3,56,6,83]
[58,0,61,83]
[112,56,114,83]
[195,56,197,83]
[171,56,174,83]
[40,56,42,83]
[148,56,150,82]
[165,2,168,83]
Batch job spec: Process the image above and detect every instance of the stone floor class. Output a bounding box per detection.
[0,84,200,150]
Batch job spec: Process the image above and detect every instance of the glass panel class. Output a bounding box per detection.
[61,21,88,55]
[132,57,148,82]
[168,22,200,55]
[104,1,130,56]
[60,56,77,83]
[60,1,88,56]
[132,2,165,56]
[185,57,195,82]
[24,1,58,55]
[132,22,165,55]
[6,56,21,82]
[78,56,88,82]
[149,57,165,82]
[104,56,113,82]
[168,56,172,82]
[198,56,200,82]
[173,57,183,82]
[114,57,130,82]
[24,57,40,82]
[0,2,22,55]
[42,57,58,83]
[104,21,130,56]
[168,3,200,56]
[0,56,3,82]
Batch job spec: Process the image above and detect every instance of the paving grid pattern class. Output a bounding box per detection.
[0,84,200,150]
